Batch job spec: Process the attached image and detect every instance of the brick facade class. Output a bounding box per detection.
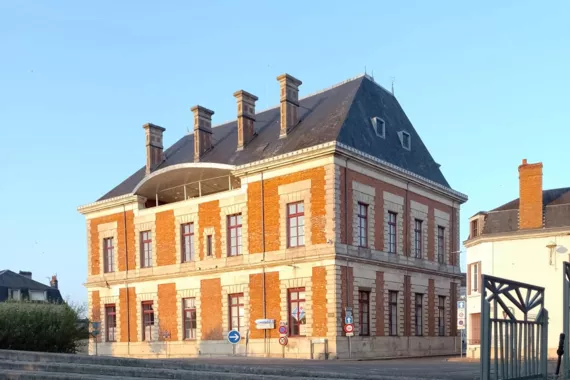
[156,210,176,266]
[311,266,327,337]
[249,272,281,339]
[157,283,178,341]
[200,278,222,340]
[518,160,543,229]
[119,287,137,343]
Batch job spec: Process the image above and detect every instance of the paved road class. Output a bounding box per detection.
[169,356,482,379]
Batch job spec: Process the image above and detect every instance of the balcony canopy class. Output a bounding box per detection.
[133,163,239,204]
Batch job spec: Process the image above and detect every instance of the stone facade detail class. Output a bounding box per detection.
[383,191,405,255]
[409,200,429,260]
[176,288,200,341]
[174,210,199,266]
[434,209,451,264]
[278,180,312,251]
[133,218,157,270]
[351,181,376,249]
[97,221,119,275]
[219,196,248,257]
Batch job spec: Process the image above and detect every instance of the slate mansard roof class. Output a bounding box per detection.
[0,270,63,303]
[479,187,570,235]
[99,74,459,202]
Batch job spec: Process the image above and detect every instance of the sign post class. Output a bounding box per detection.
[228,329,241,356]
[279,321,288,358]
[344,307,353,359]
[457,300,466,358]
[90,321,100,356]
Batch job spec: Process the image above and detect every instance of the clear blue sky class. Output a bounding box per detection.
[1,1,568,305]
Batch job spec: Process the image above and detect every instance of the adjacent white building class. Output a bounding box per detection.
[464,159,570,359]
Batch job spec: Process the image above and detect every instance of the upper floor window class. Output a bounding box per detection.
[438,296,445,336]
[227,214,242,256]
[105,304,116,342]
[140,231,152,268]
[181,223,195,263]
[389,291,398,336]
[288,288,306,337]
[142,301,154,341]
[371,117,386,138]
[437,226,445,264]
[388,212,397,254]
[103,237,114,273]
[229,293,244,334]
[472,263,480,292]
[206,235,213,257]
[183,298,197,340]
[414,219,422,259]
[359,291,370,336]
[357,203,368,247]
[471,220,479,238]
[287,202,305,248]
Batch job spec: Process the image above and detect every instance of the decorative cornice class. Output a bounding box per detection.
[77,194,145,215]
[464,227,570,248]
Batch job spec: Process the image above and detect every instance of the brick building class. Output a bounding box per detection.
[78,73,467,359]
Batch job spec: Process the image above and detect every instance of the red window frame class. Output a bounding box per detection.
[288,288,306,337]
[206,235,213,257]
[358,291,370,336]
[183,297,197,340]
[229,293,244,333]
[388,212,397,254]
[227,214,242,256]
[357,203,368,247]
[414,219,422,259]
[105,304,116,342]
[103,237,114,273]
[142,301,154,341]
[415,293,423,336]
[287,202,305,248]
[181,223,194,263]
[140,231,152,268]
[389,291,398,336]
[437,226,445,264]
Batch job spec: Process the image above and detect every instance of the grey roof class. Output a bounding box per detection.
[99,75,451,201]
[479,187,570,235]
[0,270,53,291]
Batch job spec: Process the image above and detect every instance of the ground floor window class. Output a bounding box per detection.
[183,298,197,340]
[229,293,244,334]
[105,304,116,342]
[142,301,154,341]
[288,288,306,336]
[470,313,481,344]
[389,291,398,336]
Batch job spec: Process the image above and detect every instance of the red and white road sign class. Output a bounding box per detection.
[344,324,354,333]
[279,325,288,335]
[279,336,288,346]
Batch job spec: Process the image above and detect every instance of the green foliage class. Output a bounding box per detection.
[0,301,87,353]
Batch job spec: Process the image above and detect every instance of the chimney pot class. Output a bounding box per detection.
[277,73,302,138]
[191,105,215,162]
[143,123,166,175]
[233,90,258,151]
[518,160,543,230]
[522,159,527,165]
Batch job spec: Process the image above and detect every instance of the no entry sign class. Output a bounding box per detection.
[279,336,288,346]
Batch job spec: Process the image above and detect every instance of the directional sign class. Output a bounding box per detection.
[344,324,354,334]
[457,301,466,331]
[279,336,288,346]
[227,330,241,344]
[279,325,288,335]
[345,316,353,325]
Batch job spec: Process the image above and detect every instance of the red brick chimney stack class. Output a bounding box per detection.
[233,90,258,151]
[518,159,543,229]
[277,74,302,138]
[50,275,58,289]
[191,105,215,162]
[143,123,166,175]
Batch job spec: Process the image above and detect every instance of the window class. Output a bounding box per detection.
[288,288,306,336]
[438,296,445,336]
[357,203,368,247]
[103,237,114,273]
[206,235,213,257]
[227,214,242,256]
[359,291,370,336]
[229,293,244,333]
[287,202,305,248]
[105,305,116,342]
[437,226,445,264]
[140,231,152,268]
[388,212,397,254]
[470,220,478,238]
[181,223,195,263]
[470,313,481,344]
[414,219,422,258]
[389,291,398,336]
[183,298,197,340]
[415,294,423,336]
[400,131,411,150]
[142,301,154,341]
[472,263,479,292]
[371,117,386,138]
[9,289,21,301]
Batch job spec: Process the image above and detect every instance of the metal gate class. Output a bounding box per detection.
[480,274,548,380]
[563,262,570,378]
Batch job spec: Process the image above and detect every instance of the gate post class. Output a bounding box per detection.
[481,280,490,380]
[542,309,548,379]
[563,262,570,379]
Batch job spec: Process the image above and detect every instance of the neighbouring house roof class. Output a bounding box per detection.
[0,270,63,303]
[478,187,570,235]
[98,74,455,201]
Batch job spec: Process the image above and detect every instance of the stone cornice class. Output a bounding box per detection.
[464,227,570,248]
[77,194,145,215]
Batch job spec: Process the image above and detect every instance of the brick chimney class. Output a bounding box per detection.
[191,105,215,162]
[233,90,258,150]
[518,159,543,229]
[277,74,302,138]
[19,271,32,279]
[143,123,166,175]
[50,275,58,289]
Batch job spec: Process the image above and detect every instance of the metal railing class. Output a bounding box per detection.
[480,274,548,380]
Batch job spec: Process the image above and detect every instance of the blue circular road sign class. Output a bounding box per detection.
[227,330,241,344]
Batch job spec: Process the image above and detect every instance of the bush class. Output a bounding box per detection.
[0,301,87,353]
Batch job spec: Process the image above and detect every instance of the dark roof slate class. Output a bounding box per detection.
[0,270,63,303]
[99,75,451,201]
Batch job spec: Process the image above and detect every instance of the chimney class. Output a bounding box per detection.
[233,90,258,150]
[518,159,543,229]
[143,123,166,175]
[19,271,32,279]
[50,275,58,289]
[277,74,302,138]
[191,105,215,162]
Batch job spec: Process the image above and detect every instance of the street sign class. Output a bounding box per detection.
[457,300,466,331]
[346,332,354,337]
[345,316,353,325]
[278,325,288,335]
[279,336,288,346]
[345,307,353,319]
[227,330,241,344]
[344,324,354,333]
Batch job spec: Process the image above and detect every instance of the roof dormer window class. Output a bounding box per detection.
[398,131,411,150]
[371,117,386,138]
